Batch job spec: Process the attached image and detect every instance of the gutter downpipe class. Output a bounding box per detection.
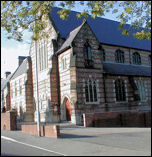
[35,40,41,137]
[55,53,61,114]
[34,15,41,136]
[103,72,108,111]
[53,37,61,121]
[129,48,132,64]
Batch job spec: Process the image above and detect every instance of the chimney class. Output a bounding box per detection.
[18,56,27,66]
[5,71,11,78]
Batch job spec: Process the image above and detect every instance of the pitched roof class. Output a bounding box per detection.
[1,74,12,91]
[11,56,30,80]
[1,56,30,91]
[103,62,151,76]
[56,20,85,54]
[49,7,151,51]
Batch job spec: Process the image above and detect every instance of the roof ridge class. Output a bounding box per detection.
[50,7,150,51]
[56,20,86,54]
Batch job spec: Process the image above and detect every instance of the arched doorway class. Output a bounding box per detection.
[61,97,71,122]
[65,99,71,121]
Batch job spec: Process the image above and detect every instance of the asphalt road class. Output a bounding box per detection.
[1,124,151,156]
[1,138,61,156]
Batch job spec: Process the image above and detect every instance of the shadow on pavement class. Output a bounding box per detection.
[60,133,96,139]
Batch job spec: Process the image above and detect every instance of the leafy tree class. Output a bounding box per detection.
[1,1,151,41]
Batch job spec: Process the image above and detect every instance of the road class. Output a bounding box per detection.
[1,124,151,156]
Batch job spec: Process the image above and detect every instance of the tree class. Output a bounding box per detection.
[1,1,151,41]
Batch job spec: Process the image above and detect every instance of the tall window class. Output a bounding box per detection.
[133,52,141,65]
[136,80,146,101]
[115,49,124,63]
[61,56,67,70]
[115,79,126,101]
[148,55,151,66]
[19,86,22,95]
[11,89,13,98]
[15,82,17,97]
[15,88,17,97]
[85,79,98,103]
[19,79,22,95]
[84,40,93,68]
[38,39,48,71]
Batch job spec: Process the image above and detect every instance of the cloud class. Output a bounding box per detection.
[1,43,30,78]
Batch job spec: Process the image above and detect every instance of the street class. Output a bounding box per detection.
[1,124,151,156]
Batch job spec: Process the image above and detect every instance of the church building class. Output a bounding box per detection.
[30,7,151,125]
[1,7,151,125]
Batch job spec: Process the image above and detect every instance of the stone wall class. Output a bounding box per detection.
[102,44,151,66]
[103,75,151,112]
[83,111,151,127]
[25,57,34,121]
[3,83,11,111]
[10,58,34,122]
[58,48,72,122]
[21,124,60,138]
[1,111,17,130]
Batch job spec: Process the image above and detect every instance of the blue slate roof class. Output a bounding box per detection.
[103,62,151,76]
[50,7,151,51]
[11,57,30,79]
[1,74,12,91]
[1,57,30,91]
[56,20,85,54]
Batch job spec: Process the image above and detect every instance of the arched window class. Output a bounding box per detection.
[61,56,67,70]
[85,79,98,102]
[84,40,93,68]
[115,79,126,101]
[115,49,124,63]
[38,39,48,71]
[133,52,141,65]
[136,79,146,101]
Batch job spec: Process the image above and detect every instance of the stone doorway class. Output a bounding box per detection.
[65,99,71,121]
[61,97,71,122]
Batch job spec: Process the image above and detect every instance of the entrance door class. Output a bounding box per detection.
[65,99,71,121]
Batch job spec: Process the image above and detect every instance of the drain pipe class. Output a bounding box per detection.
[103,73,108,111]
[129,48,132,64]
[55,53,61,108]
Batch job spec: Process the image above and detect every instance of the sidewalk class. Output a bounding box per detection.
[1,124,151,156]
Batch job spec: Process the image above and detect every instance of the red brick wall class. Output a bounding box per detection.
[121,112,145,127]
[94,112,122,127]
[1,111,17,130]
[83,111,151,127]
[21,124,44,136]
[145,112,151,127]
[21,124,60,138]
[44,125,60,138]
[50,55,58,106]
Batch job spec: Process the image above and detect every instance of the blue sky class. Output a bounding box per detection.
[1,2,123,78]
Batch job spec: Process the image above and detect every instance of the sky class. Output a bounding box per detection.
[1,1,123,78]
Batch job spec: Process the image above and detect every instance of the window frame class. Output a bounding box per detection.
[85,79,98,104]
[38,39,48,71]
[133,52,141,65]
[61,56,67,71]
[115,49,125,63]
[115,79,127,102]
[136,79,147,101]
[83,41,94,68]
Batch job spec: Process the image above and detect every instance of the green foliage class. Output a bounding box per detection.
[1,1,151,42]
